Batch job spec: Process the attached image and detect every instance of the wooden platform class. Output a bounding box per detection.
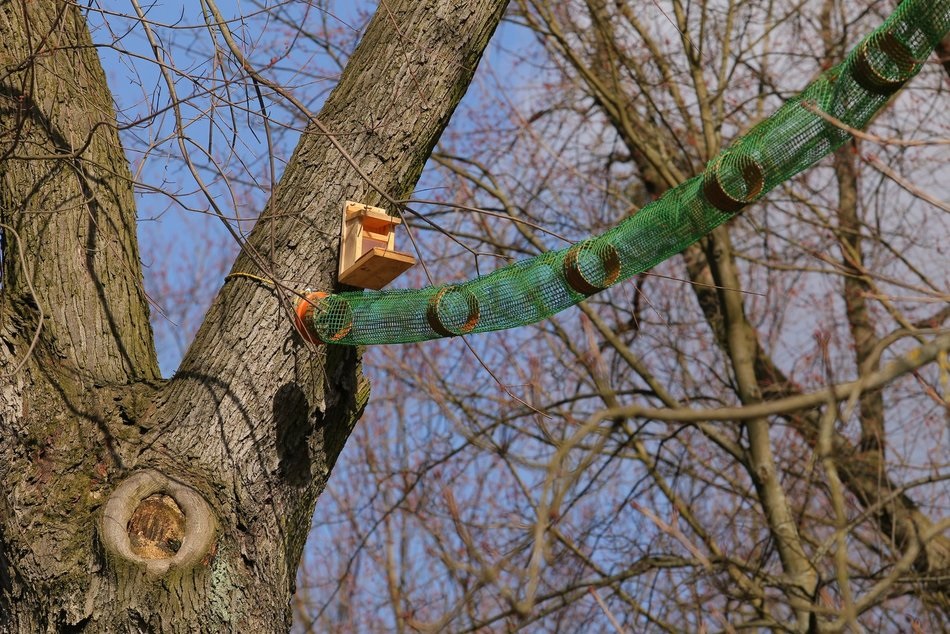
[339,247,416,290]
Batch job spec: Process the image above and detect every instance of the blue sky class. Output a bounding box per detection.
[88,0,539,375]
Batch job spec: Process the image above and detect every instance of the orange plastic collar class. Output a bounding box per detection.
[293,291,329,344]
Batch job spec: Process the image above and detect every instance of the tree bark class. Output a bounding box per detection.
[0,0,509,631]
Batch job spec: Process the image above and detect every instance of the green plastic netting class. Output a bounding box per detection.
[299,0,950,346]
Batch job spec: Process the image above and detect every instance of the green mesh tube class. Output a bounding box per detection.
[302,0,949,346]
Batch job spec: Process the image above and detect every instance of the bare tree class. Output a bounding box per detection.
[0,0,509,630]
[296,1,950,631]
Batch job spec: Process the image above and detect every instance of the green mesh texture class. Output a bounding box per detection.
[306,0,950,346]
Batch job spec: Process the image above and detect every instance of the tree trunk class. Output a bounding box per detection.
[0,0,509,630]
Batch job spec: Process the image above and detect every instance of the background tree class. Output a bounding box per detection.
[0,0,508,630]
[288,1,950,631]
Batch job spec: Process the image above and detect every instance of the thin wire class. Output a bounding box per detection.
[224,271,277,287]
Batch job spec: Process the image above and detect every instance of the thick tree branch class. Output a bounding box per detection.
[590,332,950,424]
[1,0,510,630]
[0,0,159,383]
[705,226,819,629]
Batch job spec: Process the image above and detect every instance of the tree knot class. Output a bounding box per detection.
[100,469,216,579]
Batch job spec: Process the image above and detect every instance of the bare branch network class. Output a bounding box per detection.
[1,0,948,632]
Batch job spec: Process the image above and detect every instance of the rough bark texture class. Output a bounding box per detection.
[0,0,160,382]
[0,0,509,631]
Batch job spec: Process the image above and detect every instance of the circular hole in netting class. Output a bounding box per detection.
[563,241,621,296]
[703,153,764,213]
[851,31,918,94]
[427,286,480,337]
[314,295,354,342]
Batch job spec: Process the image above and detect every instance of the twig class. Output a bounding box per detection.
[801,101,950,148]
[589,587,629,634]
[590,332,950,424]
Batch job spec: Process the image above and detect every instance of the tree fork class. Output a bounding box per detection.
[1,0,510,630]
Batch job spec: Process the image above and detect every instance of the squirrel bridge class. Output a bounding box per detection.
[294,0,950,346]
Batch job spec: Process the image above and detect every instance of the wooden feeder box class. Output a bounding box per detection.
[338,201,416,290]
